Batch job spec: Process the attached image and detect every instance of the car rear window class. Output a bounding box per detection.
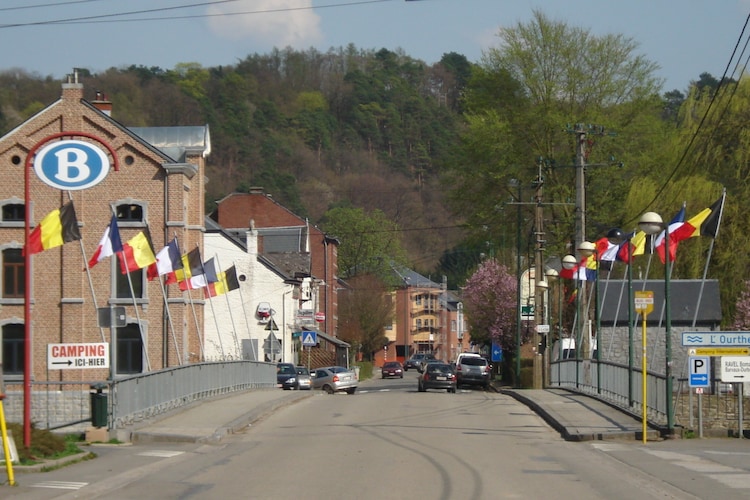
[462,358,487,366]
[428,364,453,374]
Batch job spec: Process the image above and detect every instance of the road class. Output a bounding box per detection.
[6,371,750,499]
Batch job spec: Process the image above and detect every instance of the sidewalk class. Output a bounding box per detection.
[499,387,661,442]
[124,388,313,444]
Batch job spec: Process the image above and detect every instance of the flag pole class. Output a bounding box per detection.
[153,231,182,366]
[177,242,204,362]
[235,261,257,361]
[69,192,107,344]
[200,259,224,360]
[112,212,151,371]
[214,255,241,357]
[691,190,726,327]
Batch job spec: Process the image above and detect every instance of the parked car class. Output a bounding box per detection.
[417,362,457,393]
[295,366,312,390]
[455,355,492,389]
[419,358,446,373]
[277,363,298,390]
[404,353,435,371]
[381,361,404,379]
[312,366,358,394]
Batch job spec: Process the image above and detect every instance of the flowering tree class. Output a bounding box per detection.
[732,280,750,330]
[462,260,518,355]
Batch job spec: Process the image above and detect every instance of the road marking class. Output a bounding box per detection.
[137,450,185,458]
[31,481,88,490]
[644,449,750,490]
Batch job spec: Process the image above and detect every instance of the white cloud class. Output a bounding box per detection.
[206,0,322,47]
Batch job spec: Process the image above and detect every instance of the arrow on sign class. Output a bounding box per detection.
[52,360,73,366]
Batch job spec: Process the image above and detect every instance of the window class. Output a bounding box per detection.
[2,203,24,222]
[416,319,422,328]
[116,204,143,222]
[3,248,24,298]
[116,268,144,299]
[116,324,143,374]
[2,323,24,375]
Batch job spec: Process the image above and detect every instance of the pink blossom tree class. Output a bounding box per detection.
[732,280,750,330]
[462,259,518,355]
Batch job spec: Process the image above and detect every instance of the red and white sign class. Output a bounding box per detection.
[315,312,326,322]
[47,342,109,370]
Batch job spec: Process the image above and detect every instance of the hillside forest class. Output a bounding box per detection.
[2,12,749,332]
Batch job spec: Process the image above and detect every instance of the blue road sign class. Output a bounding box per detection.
[682,332,750,346]
[301,331,318,347]
[688,356,710,388]
[491,343,503,362]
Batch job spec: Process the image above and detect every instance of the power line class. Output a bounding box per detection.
[0,0,395,29]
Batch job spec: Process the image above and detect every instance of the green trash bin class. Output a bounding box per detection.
[90,384,108,428]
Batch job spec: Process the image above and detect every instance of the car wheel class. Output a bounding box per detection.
[323,385,335,394]
[418,382,425,392]
[346,388,356,395]
[450,387,457,393]
[382,375,386,379]
[400,374,403,378]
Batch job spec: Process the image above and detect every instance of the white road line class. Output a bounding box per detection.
[31,481,88,490]
[137,450,186,458]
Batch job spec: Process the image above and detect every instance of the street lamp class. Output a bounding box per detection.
[577,240,596,364]
[544,268,559,385]
[607,227,635,406]
[561,254,579,387]
[638,211,673,435]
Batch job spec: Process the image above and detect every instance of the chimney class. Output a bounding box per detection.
[91,90,113,116]
[61,68,84,101]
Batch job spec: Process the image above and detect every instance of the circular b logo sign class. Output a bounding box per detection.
[33,139,110,190]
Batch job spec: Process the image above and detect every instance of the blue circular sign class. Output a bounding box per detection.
[33,139,111,190]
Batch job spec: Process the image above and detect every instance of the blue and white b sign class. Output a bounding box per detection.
[33,139,111,190]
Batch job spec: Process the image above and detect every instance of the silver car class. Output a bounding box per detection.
[312,366,358,394]
[295,366,313,390]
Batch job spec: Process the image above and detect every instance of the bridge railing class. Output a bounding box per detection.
[550,359,669,426]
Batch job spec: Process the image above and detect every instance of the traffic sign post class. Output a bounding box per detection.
[634,290,653,444]
[689,356,710,388]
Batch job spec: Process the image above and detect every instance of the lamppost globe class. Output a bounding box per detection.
[607,228,624,244]
[536,279,549,290]
[545,268,559,280]
[562,254,578,270]
[577,240,596,257]
[639,212,664,234]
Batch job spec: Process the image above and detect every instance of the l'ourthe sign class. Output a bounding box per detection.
[33,139,111,190]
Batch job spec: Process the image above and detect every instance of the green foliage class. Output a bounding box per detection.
[6,422,82,464]
[338,275,394,360]
[321,207,408,282]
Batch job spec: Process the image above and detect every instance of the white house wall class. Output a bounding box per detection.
[203,231,295,363]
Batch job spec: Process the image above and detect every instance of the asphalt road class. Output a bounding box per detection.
[4,372,750,499]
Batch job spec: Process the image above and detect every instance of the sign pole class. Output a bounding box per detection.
[635,290,653,444]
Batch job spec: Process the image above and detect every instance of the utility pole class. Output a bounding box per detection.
[533,160,545,389]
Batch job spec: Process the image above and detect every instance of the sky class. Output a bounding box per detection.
[1,0,749,92]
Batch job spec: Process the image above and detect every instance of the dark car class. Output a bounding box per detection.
[417,362,457,393]
[455,356,491,389]
[404,353,436,371]
[277,363,298,390]
[381,361,403,379]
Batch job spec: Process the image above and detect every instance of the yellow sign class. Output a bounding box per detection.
[689,347,750,356]
[634,291,654,315]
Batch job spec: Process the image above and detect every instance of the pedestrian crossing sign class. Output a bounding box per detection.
[301,331,317,347]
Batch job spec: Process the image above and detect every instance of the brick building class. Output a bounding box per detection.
[0,70,209,409]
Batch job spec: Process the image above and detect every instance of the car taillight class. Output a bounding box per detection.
[333,375,339,382]
[456,365,462,372]
[450,374,456,381]
[423,373,430,381]
[484,365,491,373]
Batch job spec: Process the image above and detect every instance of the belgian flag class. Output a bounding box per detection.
[26,201,81,255]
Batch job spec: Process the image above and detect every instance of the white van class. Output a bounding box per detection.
[551,338,597,361]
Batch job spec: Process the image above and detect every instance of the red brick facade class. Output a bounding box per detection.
[0,75,208,386]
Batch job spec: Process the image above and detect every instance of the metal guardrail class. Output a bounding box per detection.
[110,361,277,429]
[550,359,669,426]
[2,361,277,431]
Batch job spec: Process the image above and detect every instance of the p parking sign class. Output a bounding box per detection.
[689,356,710,388]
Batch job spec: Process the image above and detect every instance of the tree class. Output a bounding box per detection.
[337,274,394,360]
[321,206,408,283]
[462,260,517,354]
[450,9,666,260]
